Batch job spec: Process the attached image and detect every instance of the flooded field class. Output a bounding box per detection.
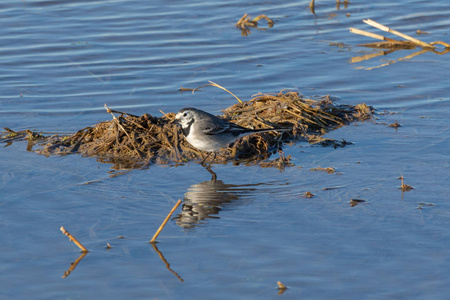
[1,0,449,299]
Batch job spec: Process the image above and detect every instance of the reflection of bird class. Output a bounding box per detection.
[175,108,288,172]
[174,180,259,229]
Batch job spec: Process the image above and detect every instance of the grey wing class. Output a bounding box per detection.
[197,110,248,135]
[203,120,249,136]
[202,120,231,135]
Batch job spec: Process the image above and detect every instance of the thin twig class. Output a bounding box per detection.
[208,80,243,104]
[252,15,274,28]
[193,81,243,104]
[150,199,182,243]
[236,13,249,28]
[60,226,89,253]
[309,0,315,14]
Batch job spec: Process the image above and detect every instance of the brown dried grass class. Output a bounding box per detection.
[3,90,373,170]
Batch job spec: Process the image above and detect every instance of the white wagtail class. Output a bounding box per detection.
[175,107,288,165]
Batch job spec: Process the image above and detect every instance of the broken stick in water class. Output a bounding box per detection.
[150,199,182,243]
[60,226,89,253]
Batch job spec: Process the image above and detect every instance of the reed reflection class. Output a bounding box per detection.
[174,180,268,229]
[151,242,184,282]
[62,251,88,279]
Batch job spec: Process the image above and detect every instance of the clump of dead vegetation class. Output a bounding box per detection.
[1,90,373,170]
[235,13,274,36]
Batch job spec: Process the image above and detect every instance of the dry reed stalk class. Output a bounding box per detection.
[350,19,450,53]
[430,41,450,48]
[252,15,274,27]
[150,199,182,243]
[60,226,89,253]
[277,281,287,289]
[193,81,243,104]
[309,0,315,10]
[363,19,434,48]
[349,27,398,42]
[236,13,249,28]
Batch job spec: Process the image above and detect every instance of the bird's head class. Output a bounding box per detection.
[175,108,196,129]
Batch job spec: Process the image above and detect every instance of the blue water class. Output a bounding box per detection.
[1,0,449,299]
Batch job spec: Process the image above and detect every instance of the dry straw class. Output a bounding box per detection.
[3,87,373,170]
[350,19,450,51]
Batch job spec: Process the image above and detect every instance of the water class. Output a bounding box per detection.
[1,0,449,299]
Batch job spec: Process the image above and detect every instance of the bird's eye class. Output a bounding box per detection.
[183,112,187,117]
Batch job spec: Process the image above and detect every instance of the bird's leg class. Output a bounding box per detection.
[200,152,217,168]
[207,152,217,168]
[205,165,217,181]
[200,152,212,166]
[200,152,217,181]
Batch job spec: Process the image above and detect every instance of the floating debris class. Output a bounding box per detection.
[178,87,197,92]
[259,151,293,169]
[309,137,352,148]
[1,127,43,143]
[236,13,274,36]
[350,19,444,49]
[399,175,414,192]
[399,175,414,199]
[304,191,315,198]
[309,0,350,15]
[349,19,450,70]
[350,198,366,207]
[277,281,287,295]
[323,186,341,191]
[388,120,401,129]
[416,30,430,35]
[417,202,435,209]
[310,167,336,174]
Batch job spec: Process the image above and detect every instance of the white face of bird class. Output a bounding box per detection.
[175,109,195,129]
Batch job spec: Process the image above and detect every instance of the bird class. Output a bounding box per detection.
[174,107,288,174]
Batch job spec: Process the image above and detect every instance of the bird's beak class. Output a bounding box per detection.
[171,117,180,126]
